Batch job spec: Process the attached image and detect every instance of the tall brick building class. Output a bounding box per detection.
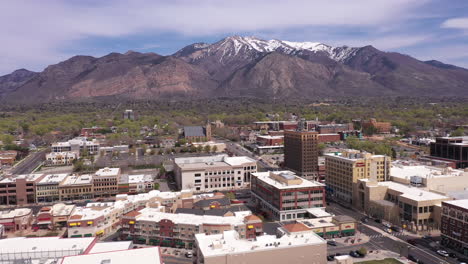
[441,200,468,255]
[284,130,319,180]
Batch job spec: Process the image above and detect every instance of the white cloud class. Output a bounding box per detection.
[441,17,468,29]
[0,0,431,75]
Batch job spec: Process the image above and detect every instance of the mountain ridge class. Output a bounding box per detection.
[1,36,467,103]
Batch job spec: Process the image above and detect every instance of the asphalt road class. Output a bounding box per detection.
[222,140,277,171]
[10,150,46,174]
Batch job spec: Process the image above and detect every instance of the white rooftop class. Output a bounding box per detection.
[252,171,324,190]
[52,203,75,216]
[444,199,468,209]
[0,208,32,219]
[257,135,284,139]
[391,164,466,179]
[377,181,450,202]
[61,247,161,264]
[0,173,44,183]
[61,174,93,186]
[196,229,325,257]
[175,154,255,170]
[38,173,69,184]
[128,174,153,184]
[136,207,249,226]
[95,167,120,177]
[0,237,95,260]
[88,241,133,253]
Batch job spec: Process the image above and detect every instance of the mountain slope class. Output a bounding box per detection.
[0,69,37,98]
[1,36,468,103]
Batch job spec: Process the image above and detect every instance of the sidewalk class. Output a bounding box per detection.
[333,232,370,246]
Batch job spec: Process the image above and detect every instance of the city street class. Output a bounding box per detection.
[9,150,46,174]
[326,201,457,264]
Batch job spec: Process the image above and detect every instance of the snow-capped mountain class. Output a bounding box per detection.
[2,35,468,103]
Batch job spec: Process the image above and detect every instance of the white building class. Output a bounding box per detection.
[51,137,100,154]
[61,246,161,264]
[127,174,154,193]
[45,152,78,166]
[390,163,468,195]
[174,154,257,192]
[195,228,327,264]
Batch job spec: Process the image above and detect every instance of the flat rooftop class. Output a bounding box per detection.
[0,237,95,260]
[0,173,44,183]
[444,199,468,209]
[196,229,325,257]
[135,207,250,226]
[252,171,324,190]
[128,174,153,184]
[61,247,161,264]
[61,174,93,185]
[88,241,133,253]
[0,208,32,219]
[95,167,120,177]
[377,181,450,202]
[38,173,69,184]
[257,135,284,139]
[175,154,255,170]
[391,164,466,179]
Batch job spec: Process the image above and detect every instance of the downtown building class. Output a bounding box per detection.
[429,136,468,169]
[283,130,319,180]
[325,150,391,204]
[251,170,325,221]
[441,199,468,255]
[174,154,257,192]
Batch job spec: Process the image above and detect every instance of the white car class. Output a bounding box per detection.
[436,250,449,257]
[185,251,193,258]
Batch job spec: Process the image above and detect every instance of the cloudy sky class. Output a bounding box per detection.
[1,0,468,75]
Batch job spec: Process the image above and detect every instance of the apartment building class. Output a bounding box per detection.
[174,155,257,192]
[0,174,46,205]
[429,136,468,169]
[361,118,392,134]
[195,227,327,264]
[284,130,319,180]
[45,152,78,166]
[325,150,390,204]
[121,207,259,248]
[36,173,69,202]
[355,179,450,231]
[251,170,325,221]
[441,200,468,255]
[92,167,121,197]
[59,175,94,201]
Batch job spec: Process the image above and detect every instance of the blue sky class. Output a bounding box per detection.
[1,0,468,75]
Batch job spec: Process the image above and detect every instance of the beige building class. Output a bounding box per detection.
[59,175,94,201]
[325,150,390,204]
[36,174,69,203]
[45,152,78,166]
[355,179,450,231]
[195,228,327,264]
[93,167,121,197]
[174,155,257,192]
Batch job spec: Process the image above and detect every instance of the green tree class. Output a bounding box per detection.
[203,145,211,153]
[357,247,367,256]
[451,127,465,137]
[212,145,218,153]
[225,192,236,200]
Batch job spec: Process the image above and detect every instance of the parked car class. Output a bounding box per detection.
[407,239,417,245]
[185,251,193,258]
[327,255,335,261]
[349,251,362,258]
[383,223,392,228]
[374,219,382,223]
[327,240,337,246]
[391,226,401,232]
[361,217,369,223]
[437,250,449,257]
[449,253,457,258]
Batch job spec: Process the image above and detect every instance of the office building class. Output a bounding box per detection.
[251,170,325,221]
[441,200,468,255]
[284,130,319,180]
[51,137,100,154]
[174,154,257,192]
[429,136,468,169]
[355,179,450,231]
[45,151,78,166]
[325,150,390,204]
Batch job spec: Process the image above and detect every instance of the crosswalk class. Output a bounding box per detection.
[368,232,406,239]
